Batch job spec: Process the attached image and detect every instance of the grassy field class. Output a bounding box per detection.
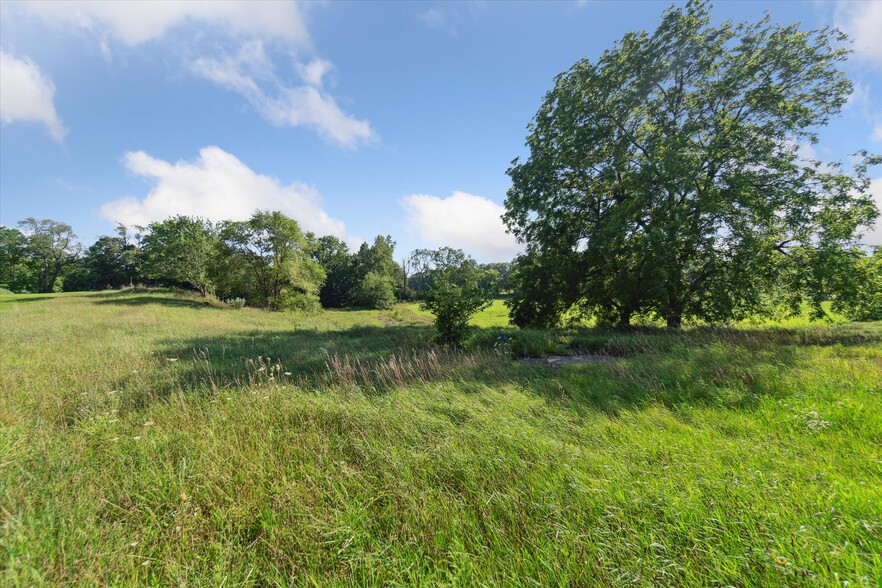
[1,289,880,586]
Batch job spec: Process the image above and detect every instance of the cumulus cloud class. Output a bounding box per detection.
[0,50,66,142]
[191,41,376,149]
[19,0,309,46]
[15,1,375,147]
[835,1,882,68]
[100,146,348,239]
[401,191,521,261]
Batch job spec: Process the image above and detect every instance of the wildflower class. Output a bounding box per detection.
[166,358,179,362]
[132,436,141,440]
[284,371,292,376]
[143,421,154,427]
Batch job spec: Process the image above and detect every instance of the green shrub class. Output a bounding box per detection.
[422,264,492,345]
[352,271,396,309]
[225,297,246,309]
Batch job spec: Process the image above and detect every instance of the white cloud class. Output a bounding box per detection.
[401,191,521,261]
[19,0,309,47]
[16,1,375,147]
[0,50,66,142]
[191,41,376,149]
[100,146,348,239]
[873,124,882,143]
[835,1,882,68]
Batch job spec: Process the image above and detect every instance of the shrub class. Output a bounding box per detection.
[421,262,492,345]
[225,297,246,309]
[352,271,396,309]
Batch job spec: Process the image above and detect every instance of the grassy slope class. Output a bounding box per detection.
[1,290,880,586]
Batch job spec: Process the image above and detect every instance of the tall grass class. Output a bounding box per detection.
[1,289,880,586]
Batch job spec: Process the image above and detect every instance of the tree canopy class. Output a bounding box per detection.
[217,211,325,310]
[142,216,215,296]
[504,0,879,328]
[17,218,81,293]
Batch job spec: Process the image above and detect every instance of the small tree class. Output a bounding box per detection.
[421,257,492,344]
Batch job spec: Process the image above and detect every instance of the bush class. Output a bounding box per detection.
[225,297,246,309]
[352,271,396,309]
[278,291,323,313]
[421,262,492,345]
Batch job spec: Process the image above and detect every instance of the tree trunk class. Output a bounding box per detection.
[666,310,682,329]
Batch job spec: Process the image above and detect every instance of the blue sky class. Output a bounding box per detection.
[1,0,880,261]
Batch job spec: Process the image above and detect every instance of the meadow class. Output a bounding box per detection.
[1,289,880,586]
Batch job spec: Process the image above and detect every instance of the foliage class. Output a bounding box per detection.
[354,235,403,297]
[504,0,878,328]
[142,216,216,296]
[16,217,81,293]
[311,235,357,307]
[833,248,882,321]
[406,247,468,295]
[421,255,493,344]
[217,211,325,310]
[224,297,246,309]
[0,226,34,292]
[352,269,397,309]
[477,262,511,295]
[71,225,142,290]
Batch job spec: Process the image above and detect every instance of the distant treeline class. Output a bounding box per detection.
[0,212,511,311]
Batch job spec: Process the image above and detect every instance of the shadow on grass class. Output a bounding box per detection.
[94,295,214,310]
[107,320,881,419]
[0,295,56,304]
[114,324,543,412]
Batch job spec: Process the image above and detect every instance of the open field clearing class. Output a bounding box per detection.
[1,290,881,586]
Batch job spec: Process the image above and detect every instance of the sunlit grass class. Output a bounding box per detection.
[1,289,880,586]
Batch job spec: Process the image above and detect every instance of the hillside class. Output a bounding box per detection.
[1,290,880,586]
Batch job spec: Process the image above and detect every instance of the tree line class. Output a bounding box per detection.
[3,1,880,331]
[0,212,511,340]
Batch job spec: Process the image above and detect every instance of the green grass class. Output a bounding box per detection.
[1,289,880,586]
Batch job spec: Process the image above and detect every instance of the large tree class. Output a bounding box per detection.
[142,216,216,296]
[352,235,401,308]
[504,0,879,328]
[0,227,34,292]
[218,211,325,310]
[17,218,81,293]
